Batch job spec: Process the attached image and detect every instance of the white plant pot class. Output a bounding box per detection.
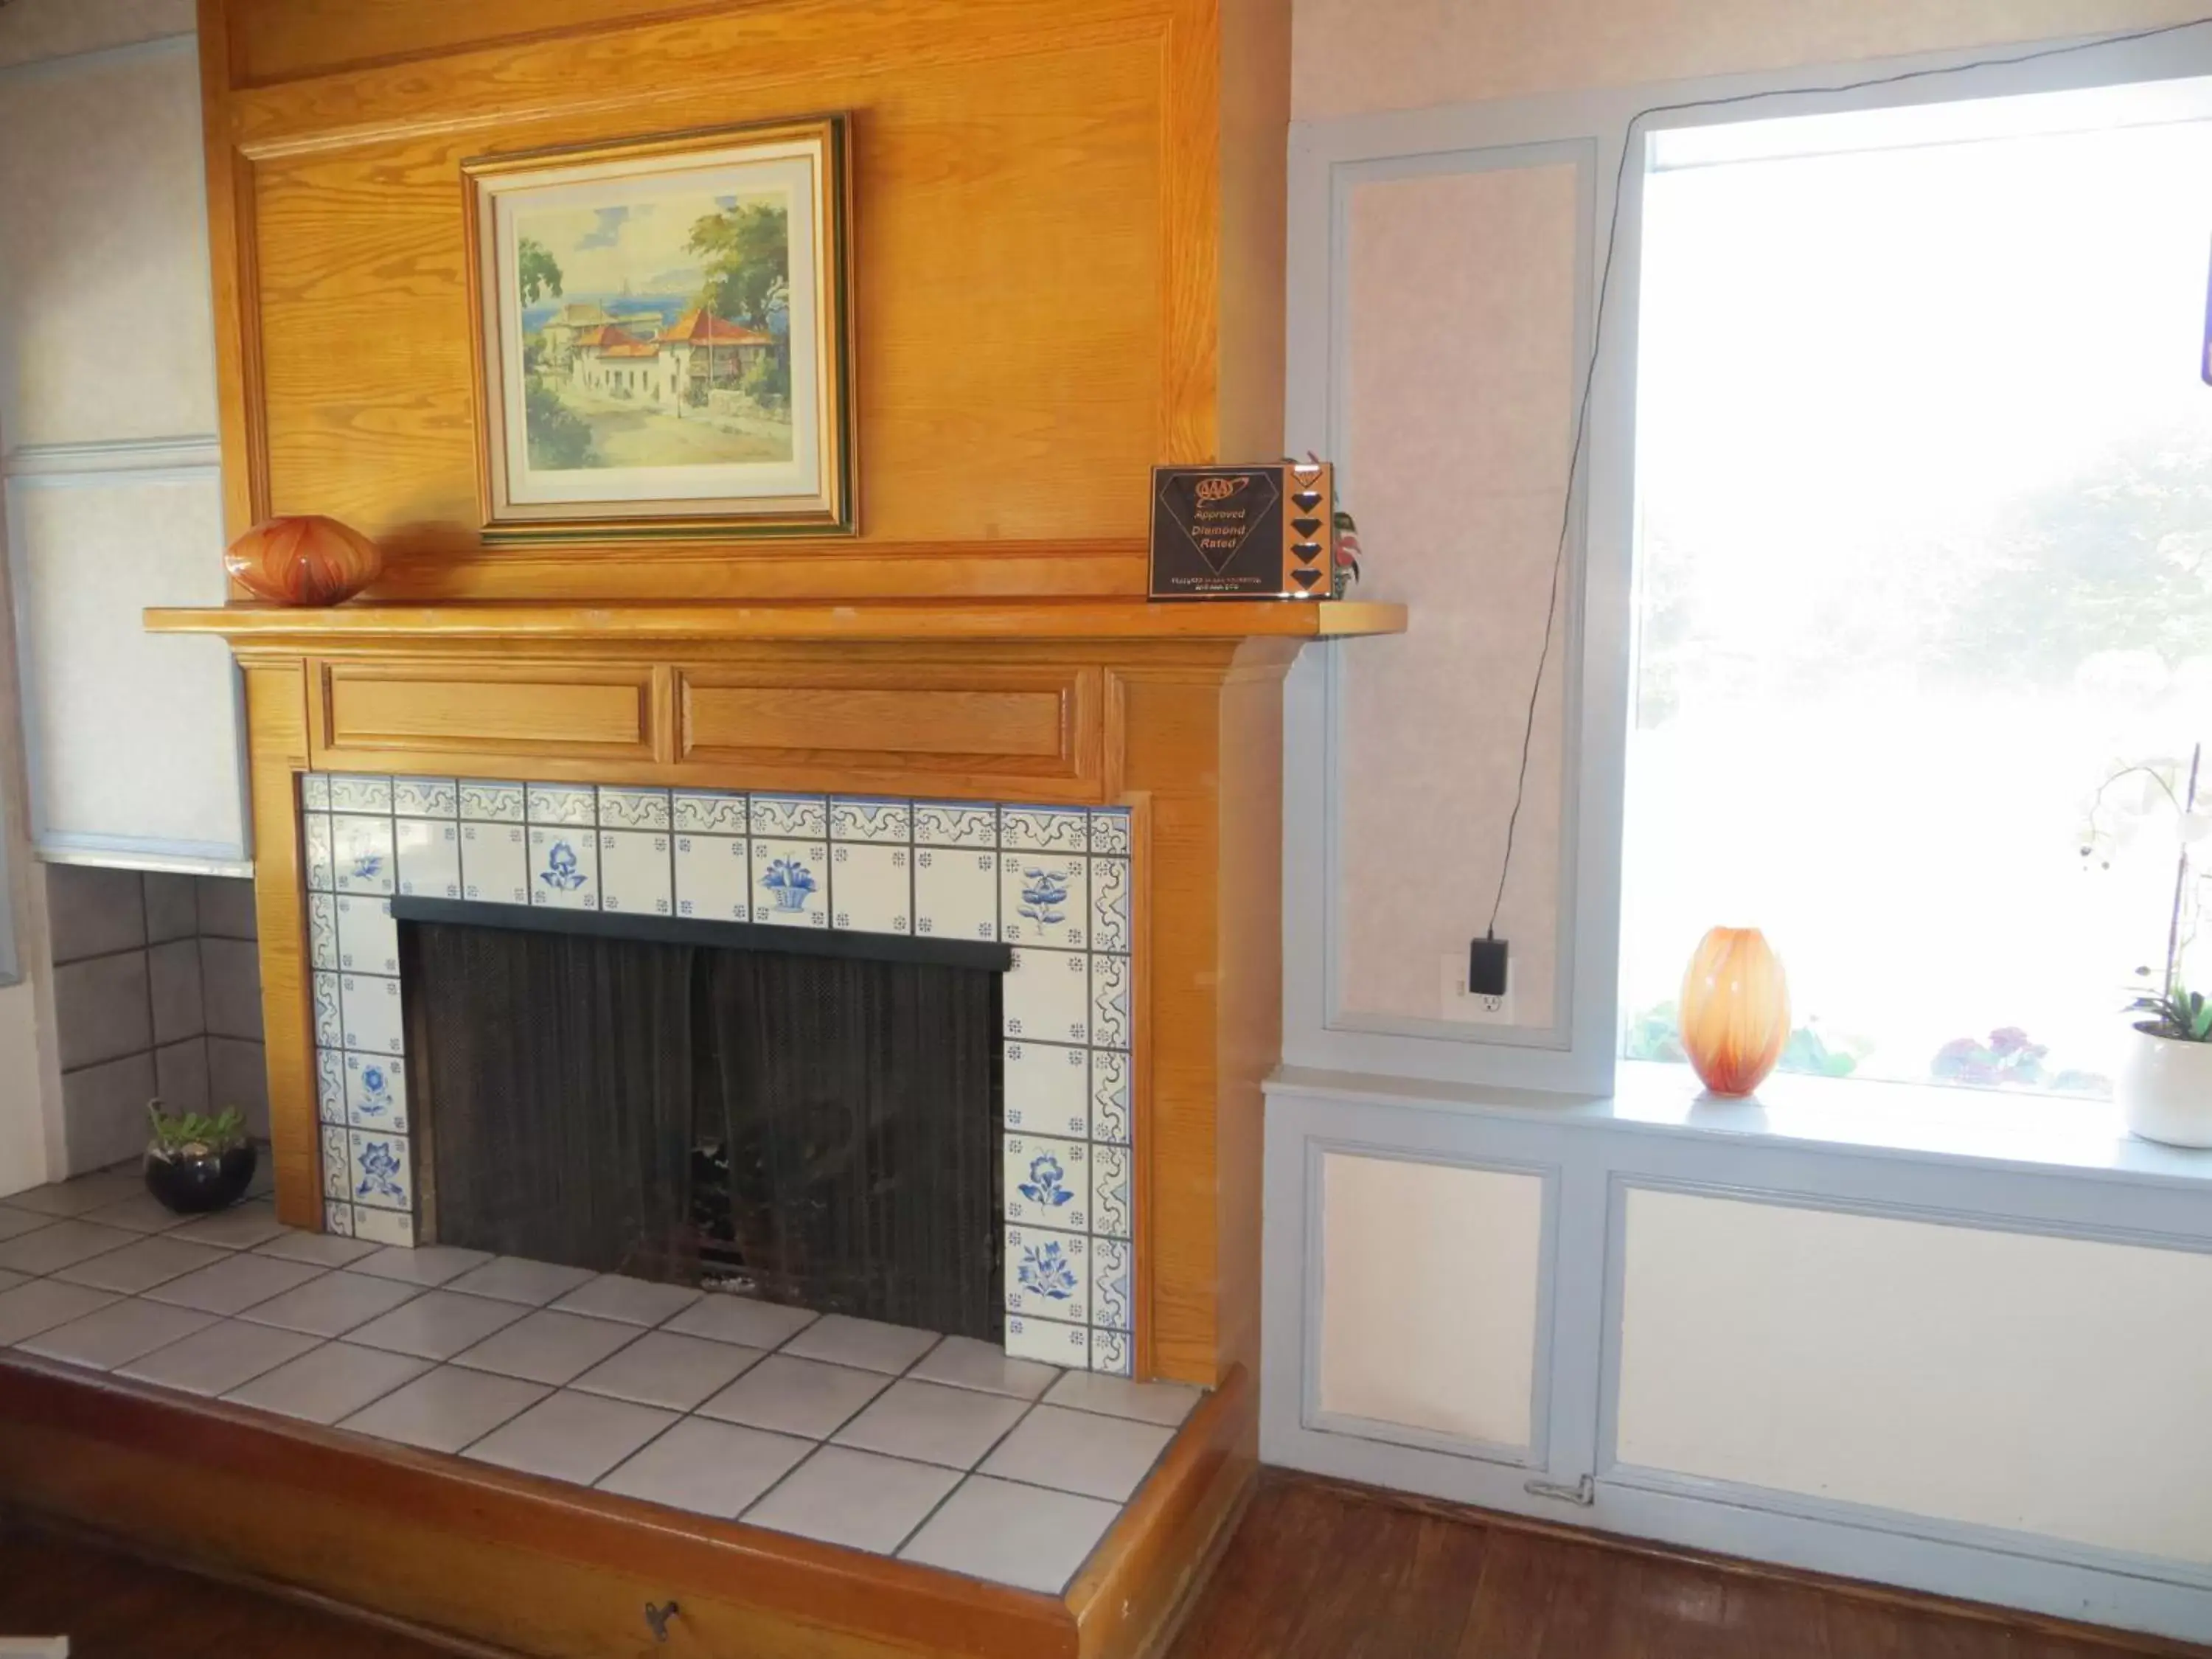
[2117,1024,2212,1148]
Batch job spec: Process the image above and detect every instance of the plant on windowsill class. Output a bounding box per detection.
[2084,742,2212,1147]
[143,1099,257,1214]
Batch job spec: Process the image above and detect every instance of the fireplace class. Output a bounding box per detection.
[301,773,1137,1374]
[403,911,1006,1338]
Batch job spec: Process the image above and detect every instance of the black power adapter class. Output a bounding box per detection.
[1468,935,1509,1000]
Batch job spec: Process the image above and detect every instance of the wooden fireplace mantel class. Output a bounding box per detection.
[146,597,1408,645]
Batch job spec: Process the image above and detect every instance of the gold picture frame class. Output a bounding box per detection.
[462,114,855,538]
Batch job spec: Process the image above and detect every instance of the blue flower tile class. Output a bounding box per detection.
[346,1053,408,1134]
[527,827,599,911]
[331,815,393,896]
[1001,855,1086,950]
[1005,1225,1089,1324]
[348,1130,412,1212]
[1004,1133,1088,1230]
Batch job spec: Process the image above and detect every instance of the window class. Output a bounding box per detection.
[1624,80,2212,1098]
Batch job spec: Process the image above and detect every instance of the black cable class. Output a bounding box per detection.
[1481,12,2212,942]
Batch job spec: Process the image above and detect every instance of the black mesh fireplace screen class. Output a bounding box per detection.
[400,919,1003,1339]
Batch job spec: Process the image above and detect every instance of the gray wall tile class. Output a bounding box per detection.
[206,1036,268,1140]
[198,936,263,1041]
[196,874,257,941]
[148,939,205,1046]
[62,1051,158,1172]
[144,872,199,944]
[55,950,153,1071]
[45,865,144,964]
[156,1037,211,1117]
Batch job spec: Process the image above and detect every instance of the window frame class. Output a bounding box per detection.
[1281,24,2212,1099]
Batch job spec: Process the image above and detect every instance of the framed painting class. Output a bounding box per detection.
[463,115,854,537]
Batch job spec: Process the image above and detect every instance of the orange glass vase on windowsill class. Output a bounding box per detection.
[1678,925,1790,1097]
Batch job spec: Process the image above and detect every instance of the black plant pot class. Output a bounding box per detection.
[144,1142,257,1214]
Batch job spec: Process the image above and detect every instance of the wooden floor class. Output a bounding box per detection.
[2,1472,2201,1658]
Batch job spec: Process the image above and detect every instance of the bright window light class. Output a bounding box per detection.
[1624,80,2212,1097]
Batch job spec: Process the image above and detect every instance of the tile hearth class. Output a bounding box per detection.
[0,1165,1200,1596]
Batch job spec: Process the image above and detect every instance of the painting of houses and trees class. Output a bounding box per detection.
[511,187,795,473]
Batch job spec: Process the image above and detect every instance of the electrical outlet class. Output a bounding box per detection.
[1441,953,1516,1023]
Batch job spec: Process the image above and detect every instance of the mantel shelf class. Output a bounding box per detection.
[143,598,1407,646]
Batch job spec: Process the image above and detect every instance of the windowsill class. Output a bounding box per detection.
[1266,1060,2212,1191]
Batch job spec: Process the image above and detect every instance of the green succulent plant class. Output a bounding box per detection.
[145,1099,250,1160]
[2129,984,2212,1043]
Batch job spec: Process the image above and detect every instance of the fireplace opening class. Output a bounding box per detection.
[397,908,1005,1339]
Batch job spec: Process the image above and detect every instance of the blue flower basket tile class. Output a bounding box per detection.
[751,838,827,928]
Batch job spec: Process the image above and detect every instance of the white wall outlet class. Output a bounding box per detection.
[1441,951,1516,1024]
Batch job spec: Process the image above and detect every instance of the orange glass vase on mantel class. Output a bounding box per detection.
[1678,926,1790,1097]
[222,515,383,607]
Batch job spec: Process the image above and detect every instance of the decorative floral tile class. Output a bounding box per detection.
[461,822,529,905]
[1001,856,1086,949]
[312,971,342,1049]
[395,818,462,900]
[1004,948,1089,1045]
[1092,1240,1133,1332]
[1090,1051,1131,1145]
[673,790,748,834]
[307,893,338,971]
[751,838,827,928]
[301,773,330,811]
[316,1048,346,1127]
[1006,1315,1090,1369]
[329,774,394,814]
[1004,1041,1090,1138]
[830,798,911,844]
[351,1204,414,1247]
[349,1130,412,1212]
[1089,811,1132,856]
[459,780,525,823]
[1006,1225,1089,1324]
[1004,1134,1088,1230]
[321,1125,350,1200]
[392,776,459,818]
[526,785,597,827]
[1090,953,1132,1050]
[1089,1329,1133,1377]
[914,801,997,848]
[673,833,751,922]
[332,815,395,897]
[323,1199,355,1237]
[527,827,599,911]
[598,830,672,917]
[1090,1146,1132,1241]
[335,894,400,976]
[913,847,997,940]
[1088,857,1130,953]
[1001,807,1088,853]
[598,787,670,832]
[303,813,334,893]
[750,794,827,839]
[830,843,909,934]
[340,973,404,1057]
[347,1054,408,1134]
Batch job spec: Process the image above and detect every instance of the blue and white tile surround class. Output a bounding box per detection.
[299,773,1136,1376]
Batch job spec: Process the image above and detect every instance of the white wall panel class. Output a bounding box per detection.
[1318,1150,1545,1447]
[0,40,217,448]
[10,476,242,861]
[1615,1186,2212,1565]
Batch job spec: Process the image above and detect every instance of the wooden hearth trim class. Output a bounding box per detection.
[0,1352,1255,1659]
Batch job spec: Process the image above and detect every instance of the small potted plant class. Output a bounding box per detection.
[2084,742,2212,1146]
[143,1099,257,1214]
